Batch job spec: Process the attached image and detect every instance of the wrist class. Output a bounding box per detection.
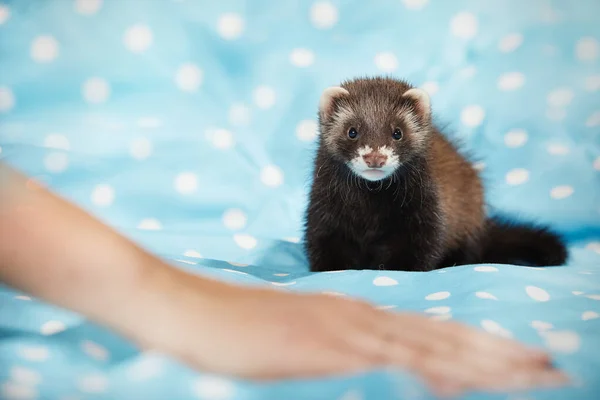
[107,259,232,354]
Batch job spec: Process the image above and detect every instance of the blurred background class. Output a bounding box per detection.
[0,0,599,265]
[1,1,600,399]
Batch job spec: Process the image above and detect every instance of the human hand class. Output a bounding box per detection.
[130,266,568,397]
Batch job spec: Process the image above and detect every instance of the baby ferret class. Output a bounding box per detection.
[303,76,568,272]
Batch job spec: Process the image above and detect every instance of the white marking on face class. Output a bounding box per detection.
[348,145,400,181]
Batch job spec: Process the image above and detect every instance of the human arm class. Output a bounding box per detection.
[0,163,568,395]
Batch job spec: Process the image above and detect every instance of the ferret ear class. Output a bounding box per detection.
[319,86,350,120]
[402,88,431,120]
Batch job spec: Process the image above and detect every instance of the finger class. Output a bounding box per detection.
[383,312,551,370]
[367,312,564,390]
[430,319,550,364]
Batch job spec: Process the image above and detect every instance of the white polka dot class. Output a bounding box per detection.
[460,105,485,127]
[1,382,37,400]
[0,86,15,113]
[585,241,600,253]
[322,291,346,297]
[192,376,235,400]
[543,44,559,56]
[260,164,284,187]
[284,236,300,243]
[374,52,398,72]
[127,354,163,381]
[473,161,485,171]
[75,0,102,15]
[459,65,477,78]
[0,4,10,24]
[44,152,69,173]
[504,129,528,147]
[31,35,59,63]
[222,208,247,230]
[19,346,49,362]
[525,285,550,302]
[129,137,153,160]
[310,1,338,29]
[586,294,600,300]
[450,12,478,39]
[572,291,584,295]
[430,314,452,321]
[547,88,574,107]
[10,367,41,385]
[123,24,153,53]
[184,250,202,258]
[547,143,570,155]
[137,218,162,231]
[498,33,523,52]
[542,330,580,354]
[233,234,257,250]
[498,72,525,91]
[505,168,529,185]
[78,374,108,393]
[585,75,600,92]
[475,291,498,300]
[425,291,450,300]
[176,259,197,265]
[290,48,315,67]
[228,103,251,126]
[82,77,110,103]
[531,320,553,331]
[576,37,599,61]
[81,340,109,361]
[44,134,70,150]
[402,0,429,10]
[174,172,198,194]
[550,185,574,199]
[481,320,512,338]
[41,320,66,335]
[546,107,567,121]
[91,184,115,207]
[271,281,297,286]
[253,86,276,109]
[296,119,318,141]
[586,111,600,127]
[425,306,451,314]
[420,81,439,95]
[373,276,398,286]
[582,311,599,321]
[175,63,203,92]
[474,266,498,272]
[217,13,244,40]
[15,295,31,301]
[136,116,162,128]
[210,128,235,149]
[228,261,249,267]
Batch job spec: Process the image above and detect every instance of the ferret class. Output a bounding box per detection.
[303,76,568,272]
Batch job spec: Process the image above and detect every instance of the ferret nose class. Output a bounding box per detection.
[363,153,387,168]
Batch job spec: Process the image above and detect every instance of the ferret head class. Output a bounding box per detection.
[317,77,432,182]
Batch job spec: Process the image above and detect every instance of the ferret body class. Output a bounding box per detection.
[303,77,567,272]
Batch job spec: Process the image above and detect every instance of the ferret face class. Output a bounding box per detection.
[318,78,432,182]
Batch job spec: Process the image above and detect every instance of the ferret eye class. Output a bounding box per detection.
[392,128,403,141]
[348,127,358,139]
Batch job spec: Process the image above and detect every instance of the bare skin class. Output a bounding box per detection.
[0,163,569,396]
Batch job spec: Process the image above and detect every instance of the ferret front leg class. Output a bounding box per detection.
[385,220,445,272]
[306,233,357,272]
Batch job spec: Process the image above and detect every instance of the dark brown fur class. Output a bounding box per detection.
[303,77,568,272]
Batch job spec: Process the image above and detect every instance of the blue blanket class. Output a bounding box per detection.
[0,0,599,399]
